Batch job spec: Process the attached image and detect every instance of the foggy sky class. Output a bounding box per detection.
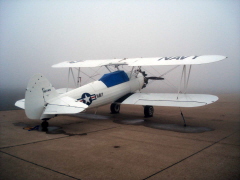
[0,0,240,110]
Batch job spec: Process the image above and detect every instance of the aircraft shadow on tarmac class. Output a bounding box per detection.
[14,113,213,134]
[74,113,214,133]
[13,122,66,134]
[113,119,213,133]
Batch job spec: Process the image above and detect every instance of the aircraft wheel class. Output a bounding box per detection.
[110,103,120,114]
[144,106,154,117]
[41,120,49,131]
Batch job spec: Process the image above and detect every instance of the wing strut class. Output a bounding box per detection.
[185,65,192,93]
[77,67,81,87]
[67,68,77,91]
[104,65,112,72]
[129,66,135,79]
[177,65,192,99]
[67,67,83,88]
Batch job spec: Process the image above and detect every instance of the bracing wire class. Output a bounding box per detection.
[159,65,180,77]
[144,65,181,91]
[81,66,102,84]
[150,66,161,77]
[162,79,179,92]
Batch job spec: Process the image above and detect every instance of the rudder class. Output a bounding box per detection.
[25,74,58,119]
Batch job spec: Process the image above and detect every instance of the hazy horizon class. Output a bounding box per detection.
[0,0,239,110]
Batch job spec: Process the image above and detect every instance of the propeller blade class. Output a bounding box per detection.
[147,77,164,80]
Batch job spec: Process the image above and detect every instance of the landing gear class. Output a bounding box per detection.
[110,103,120,114]
[180,110,187,127]
[144,106,154,117]
[41,119,49,132]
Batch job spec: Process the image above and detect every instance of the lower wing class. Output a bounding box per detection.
[121,93,218,107]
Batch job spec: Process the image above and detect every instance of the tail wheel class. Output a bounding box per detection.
[110,103,120,114]
[41,121,49,127]
[41,120,49,131]
[144,106,154,117]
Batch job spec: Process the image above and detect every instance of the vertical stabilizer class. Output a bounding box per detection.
[25,74,58,119]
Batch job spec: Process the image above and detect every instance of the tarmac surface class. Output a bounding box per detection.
[0,94,239,180]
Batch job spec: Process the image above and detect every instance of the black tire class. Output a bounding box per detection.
[144,106,154,117]
[110,103,120,114]
[41,121,49,131]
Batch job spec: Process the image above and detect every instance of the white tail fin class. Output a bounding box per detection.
[25,74,58,119]
[23,74,88,120]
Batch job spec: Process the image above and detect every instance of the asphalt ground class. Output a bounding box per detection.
[0,94,239,180]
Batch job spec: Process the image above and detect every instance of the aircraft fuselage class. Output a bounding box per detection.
[61,71,144,109]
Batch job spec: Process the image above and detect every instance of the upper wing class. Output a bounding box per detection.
[126,55,226,66]
[52,55,226,68]
[121,93,218,107]
[52,59,125,68]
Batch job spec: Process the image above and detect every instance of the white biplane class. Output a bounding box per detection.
[15,55,226,129]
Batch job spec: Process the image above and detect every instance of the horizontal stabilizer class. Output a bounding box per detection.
[44,96,88,114]
[121,93,218,107]
[15,99,25,109]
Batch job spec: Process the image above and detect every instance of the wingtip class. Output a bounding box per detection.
[217,55,227,61]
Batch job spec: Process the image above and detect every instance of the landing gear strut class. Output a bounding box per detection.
[110,103,120,114]
[144,106,154,117]
[41,119,49,131]
[180,110,187,127]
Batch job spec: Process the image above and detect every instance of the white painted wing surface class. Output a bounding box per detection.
[121,93,218,107]
[126,55,226,66]
[44,96,88,114]
[52,55,226,68]
[52,59,123,68]
[15,99,25,109]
